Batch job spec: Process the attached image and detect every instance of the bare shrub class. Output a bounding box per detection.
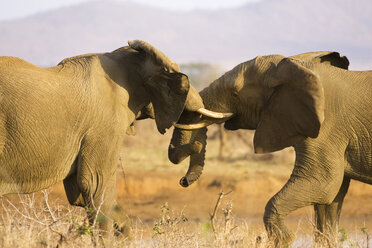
[151,202,201,247]
[0,190,127,248]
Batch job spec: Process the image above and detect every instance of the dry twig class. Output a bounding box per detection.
[209,190,232,239]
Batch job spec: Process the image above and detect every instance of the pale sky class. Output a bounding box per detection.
[0,0,259,21]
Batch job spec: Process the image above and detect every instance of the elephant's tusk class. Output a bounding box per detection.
[174,120,214,129]
[196,108,234,119]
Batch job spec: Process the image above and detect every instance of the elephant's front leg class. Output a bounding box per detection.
[70,134,125,238]
[83,176,117,238]
[314,176,350,246]
[263,163,345,247]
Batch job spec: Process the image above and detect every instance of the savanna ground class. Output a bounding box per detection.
[1,119,372,247]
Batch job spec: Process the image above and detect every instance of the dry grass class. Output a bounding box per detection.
[0,190,371,248]
[1,120,372,247]
[0,191,95,247]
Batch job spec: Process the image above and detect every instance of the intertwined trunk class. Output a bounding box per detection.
[169,127,207,187]
[169,72,234,186]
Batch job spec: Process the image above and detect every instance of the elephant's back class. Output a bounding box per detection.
[0,56,44,78]
[0,56,35,67]
[0,57,59,102]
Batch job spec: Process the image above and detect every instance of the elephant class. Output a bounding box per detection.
[167,51,371,246]
[0,40,219,236]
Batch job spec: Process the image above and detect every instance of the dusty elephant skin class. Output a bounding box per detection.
[167,51,372,247]
[0,40,204,238]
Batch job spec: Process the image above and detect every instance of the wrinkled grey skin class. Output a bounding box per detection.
[0,40,203,235]
[168,52,369,246]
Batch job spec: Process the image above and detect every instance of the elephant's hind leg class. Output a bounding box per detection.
[314,176,350,246]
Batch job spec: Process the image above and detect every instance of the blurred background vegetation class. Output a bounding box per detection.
[180,63,224,90]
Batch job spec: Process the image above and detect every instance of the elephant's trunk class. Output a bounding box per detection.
[179,149,205,187]
[168,127,203,164]
[168,141,203,164]
[178,127,207,187]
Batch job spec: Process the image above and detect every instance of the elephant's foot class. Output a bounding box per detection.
[314,230,337,248]
[112,204,132,239]
[95,214,131,247]
[264,216,295,247]
[266,224,295,247]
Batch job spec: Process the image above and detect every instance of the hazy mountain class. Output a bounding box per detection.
[0,0,371,69]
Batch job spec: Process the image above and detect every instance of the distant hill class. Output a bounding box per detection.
[0,0,371,70]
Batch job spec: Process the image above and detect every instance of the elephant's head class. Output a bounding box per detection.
[169,51,349,187]
[127,40,227,134]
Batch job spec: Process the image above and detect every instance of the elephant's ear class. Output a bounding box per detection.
[135,103,155,120]
[290,51,349,69]
[145,72,190,134]
[312,52,349,69]
[254,58,324,153]
[128,40,190,134]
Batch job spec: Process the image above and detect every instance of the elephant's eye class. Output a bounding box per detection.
[232,91,238,97]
